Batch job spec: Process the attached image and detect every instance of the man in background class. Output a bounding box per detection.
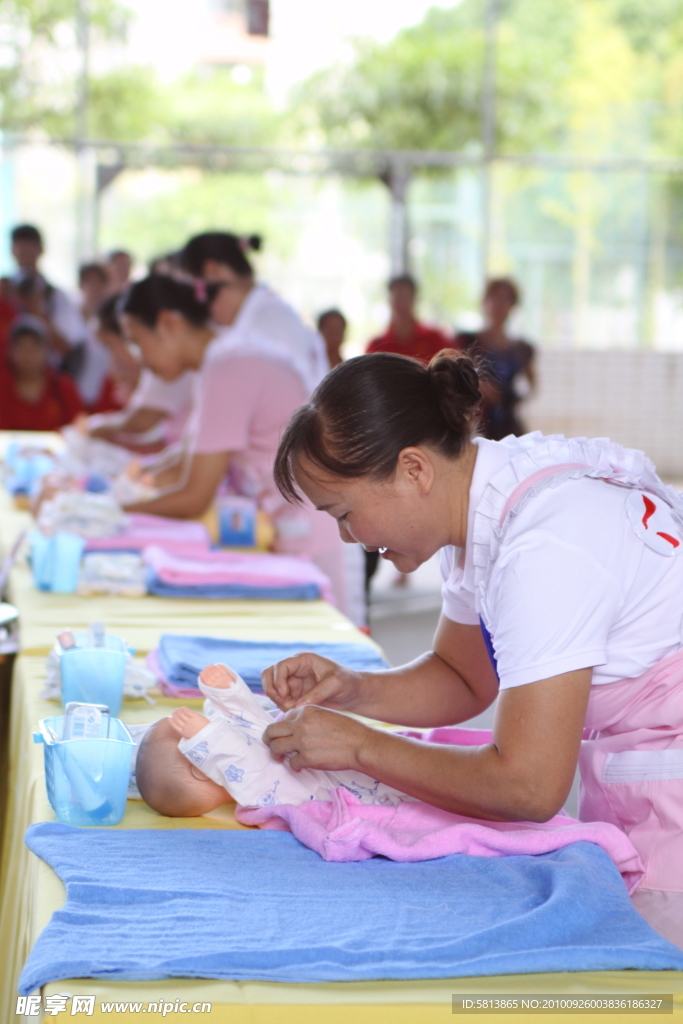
[366,274,451,365]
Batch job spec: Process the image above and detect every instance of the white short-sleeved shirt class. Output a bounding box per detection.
[217,284,328,395]
[440,436,683,689]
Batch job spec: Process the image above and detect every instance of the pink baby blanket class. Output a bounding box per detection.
[85,514,211,554]
[142,545,335,603]
[236,727,644,892]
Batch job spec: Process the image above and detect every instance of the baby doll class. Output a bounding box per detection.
[136,663,409,816]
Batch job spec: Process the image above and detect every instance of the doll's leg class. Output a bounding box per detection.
[168,706,210,740]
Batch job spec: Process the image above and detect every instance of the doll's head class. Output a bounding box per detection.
[136,717,227,817]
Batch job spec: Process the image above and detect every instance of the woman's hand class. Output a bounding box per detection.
[263,705,371,772]
[261,653,364,712]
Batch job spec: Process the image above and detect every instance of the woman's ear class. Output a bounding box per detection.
[395,446,435,495]
[156,308,183,340]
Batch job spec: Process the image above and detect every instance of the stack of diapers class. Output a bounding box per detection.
[142,546,334,602]
[19,825,683,993]
[147,633,389,697]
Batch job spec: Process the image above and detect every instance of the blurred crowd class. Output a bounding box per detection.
[0,222,536,612]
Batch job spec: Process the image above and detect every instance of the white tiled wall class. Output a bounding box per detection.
[523,351,683,479]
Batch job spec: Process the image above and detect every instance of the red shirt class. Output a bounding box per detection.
[0,368,84,431]
[366,321,453,366]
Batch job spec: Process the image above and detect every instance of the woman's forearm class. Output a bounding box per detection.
[123,486,208,519]
[348,651,493,727]
[354,729,557,822]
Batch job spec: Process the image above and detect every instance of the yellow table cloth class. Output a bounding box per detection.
[1,450,682,1023]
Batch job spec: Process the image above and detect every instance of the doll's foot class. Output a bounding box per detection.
[199,663,238,690]
[169,706,210,739]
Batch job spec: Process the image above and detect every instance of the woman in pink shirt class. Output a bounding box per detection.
[119,274,347,611]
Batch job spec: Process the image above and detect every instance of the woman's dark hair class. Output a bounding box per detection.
[79,261,108,286]
[275,350,482,504]
[484,276,521,306]
[96,293,124,336]
[180,232,261,278]
[317,308,347,332]
[121,274,210,329]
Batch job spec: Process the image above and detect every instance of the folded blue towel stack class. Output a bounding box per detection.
[19,824,683,994]
[157,634,389,691]
[146,571,321,601]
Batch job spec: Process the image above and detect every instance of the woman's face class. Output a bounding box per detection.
[294,449,449,574]
[204,264,253,326]
[120,312,192,381]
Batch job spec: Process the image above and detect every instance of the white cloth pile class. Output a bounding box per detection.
[78,553,148,597]
[38,491,127,539]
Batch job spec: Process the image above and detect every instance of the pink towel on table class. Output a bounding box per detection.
[85,514,211,554]
[142,545,335,603]
[235,727,644,892]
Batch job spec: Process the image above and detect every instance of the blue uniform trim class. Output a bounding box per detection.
[479,616,499,681]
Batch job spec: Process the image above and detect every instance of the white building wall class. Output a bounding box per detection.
[524,351,683,478]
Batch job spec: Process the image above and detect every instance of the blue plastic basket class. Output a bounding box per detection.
[34,713,135,826]
[60,633,129,716]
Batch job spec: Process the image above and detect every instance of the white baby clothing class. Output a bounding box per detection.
[177,670,409,808]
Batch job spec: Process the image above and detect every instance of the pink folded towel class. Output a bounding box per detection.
[85,514,211,554]
[142,545,334,603]
[236,727,644,892]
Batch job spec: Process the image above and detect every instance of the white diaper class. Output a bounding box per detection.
[177,669,409,808]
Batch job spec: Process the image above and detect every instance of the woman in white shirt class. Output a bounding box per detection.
[260,350,683,948]
[180,232,328,395]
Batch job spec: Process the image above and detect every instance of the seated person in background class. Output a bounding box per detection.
[1,224,88,379]
[106,249,133,293]
[317,308,346,368]
[136,663,408,816]
[78,262,116,411]
[366,274,452,366]
[86,294,141,414]
[0,316,84,431]
[454,277,536,441]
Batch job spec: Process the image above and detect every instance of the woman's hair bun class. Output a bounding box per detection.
[245,234,262,252]
[428,349,481,432]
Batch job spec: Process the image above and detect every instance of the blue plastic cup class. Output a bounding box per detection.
[34,713,135,826]
[60,633,128,716]
[51,532,86,593]
[29,531,55,591]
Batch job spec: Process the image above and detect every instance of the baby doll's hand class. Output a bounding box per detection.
[169,706,210,739]
[198,663,237,690]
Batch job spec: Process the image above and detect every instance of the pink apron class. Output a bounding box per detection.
[489,452,683,893]
[580,650,683,892]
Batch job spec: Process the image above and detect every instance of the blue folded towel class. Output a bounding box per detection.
[19,824,683,994]
[146,570,321,601]
[157,633,388,691]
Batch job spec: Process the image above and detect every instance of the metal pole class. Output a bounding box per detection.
[480,0,499,280]
[75,0,91,260]
[387,162,411,276]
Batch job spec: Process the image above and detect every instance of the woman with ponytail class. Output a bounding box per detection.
[180,232,328,395]
[260,349,683,947]
[118,273,348,612]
